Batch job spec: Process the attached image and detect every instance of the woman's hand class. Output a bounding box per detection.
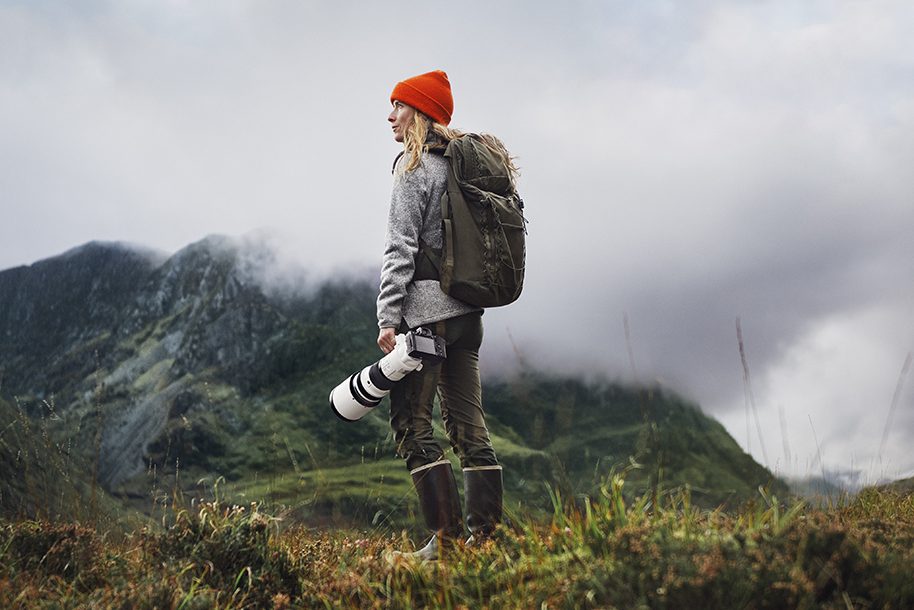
[378,327,396,354]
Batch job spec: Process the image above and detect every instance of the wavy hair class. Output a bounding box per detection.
[399,111,519,188]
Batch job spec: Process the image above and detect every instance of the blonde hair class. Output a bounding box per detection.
[400,111,520,188]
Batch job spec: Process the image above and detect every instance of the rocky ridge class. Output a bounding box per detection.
[0,236,375,488]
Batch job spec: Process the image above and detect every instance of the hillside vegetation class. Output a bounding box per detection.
[2,477,913,608]
[2,238,911,607]
[882,475,914,495]
[1,237,784,527]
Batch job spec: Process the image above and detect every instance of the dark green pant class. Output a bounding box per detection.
[389,311,499,472]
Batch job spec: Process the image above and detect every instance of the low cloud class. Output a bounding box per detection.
[1,1,912,482]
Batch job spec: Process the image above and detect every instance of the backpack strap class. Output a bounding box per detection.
[437,145,462,292]
[391,151,405,174]
[396,147,447,281]
[413,238,441,281]
[412,147,447,281]
[392,145,444,174]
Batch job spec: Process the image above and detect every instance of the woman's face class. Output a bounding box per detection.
[388,100,415,143]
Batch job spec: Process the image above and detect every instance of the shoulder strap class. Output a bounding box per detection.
[413,237,441,281]
[391,151,404,174]
[392,144,447,175]
[401,144,449,281]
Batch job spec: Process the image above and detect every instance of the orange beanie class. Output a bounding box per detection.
[390,70,454,126]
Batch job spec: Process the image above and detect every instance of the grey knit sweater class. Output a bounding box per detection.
[377,150,479,329]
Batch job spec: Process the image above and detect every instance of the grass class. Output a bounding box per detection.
[2,369,908,607]
[2,474,913,609]
[8,387,909,608]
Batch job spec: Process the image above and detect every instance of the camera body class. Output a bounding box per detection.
[329,328,447,422]
[404,327,447,364]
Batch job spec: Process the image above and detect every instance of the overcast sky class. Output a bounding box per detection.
[2,0,912,486]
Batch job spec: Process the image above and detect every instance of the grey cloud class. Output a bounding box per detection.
[1,1,912,482]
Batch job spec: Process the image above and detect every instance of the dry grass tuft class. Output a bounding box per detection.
[2,477,913,608]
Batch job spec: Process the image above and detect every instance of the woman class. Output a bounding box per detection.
[378,70,515,560]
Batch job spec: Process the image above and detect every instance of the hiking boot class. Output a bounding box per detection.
[463,465,503,545]
[389,460,463,562]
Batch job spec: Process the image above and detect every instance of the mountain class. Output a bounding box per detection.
[870,475,914,495]
[0,237,785,524]
[785,476,854,506]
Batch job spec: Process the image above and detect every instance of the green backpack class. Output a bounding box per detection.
[417,134,527,308]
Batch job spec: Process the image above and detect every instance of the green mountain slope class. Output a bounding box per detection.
[484,376,787,507]
[1,237,785,526]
